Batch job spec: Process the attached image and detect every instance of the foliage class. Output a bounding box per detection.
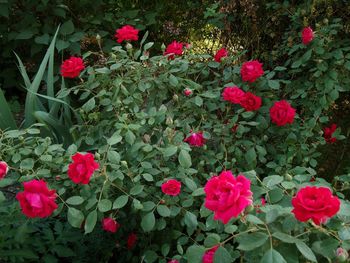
[1,22,350,262]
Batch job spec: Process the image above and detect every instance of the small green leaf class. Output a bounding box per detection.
[186,245,205,263]
[260,249,287,263]
[296,241,317,262]
[125,130,136,145]
[66,196,84,205]
[157,205,171,217]
[107,132,122,145]
[163,146,178,157]
[98,199,112,212]
[60,20,75,35]
[67,208,84,228]
[237,232,269,251]
[113,195,129,209]
[179,150,192,169]
[84,210,97,234]
[130,184,144,195]
[141,212,155,232]
[213,246,232,263]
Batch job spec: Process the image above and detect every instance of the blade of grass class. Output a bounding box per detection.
[0,89,17,130]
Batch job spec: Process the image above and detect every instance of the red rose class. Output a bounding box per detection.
[184,131,206,147]
[0,161,9,180]
[214,48,228,62]
[68,153,99,184]
[102,218,120,233]
[60,57,85,78]
[127,233,137,250]
[164,41,183,60]
[231,124,239,133]
[184,88,192,96]
[269,100,296,126]
[240,92,262,111]
[222,86,245,104]
[204,171,253,224]
[323,124,337,143]
[292,186,340,225]
[302,27,314,45]
[161,179,181,196]
[240,60,264,83]
[16,179,58,218]
[202,246,219,263]
[115,25,139,43]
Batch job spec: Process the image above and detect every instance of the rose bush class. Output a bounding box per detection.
[0,19,350,262]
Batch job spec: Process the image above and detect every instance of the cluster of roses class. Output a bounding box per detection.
[12,24,340,262]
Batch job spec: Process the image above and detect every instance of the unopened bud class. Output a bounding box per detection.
[285,173,293,181]
[121,161,128,167]
[245,204,254,213]
[95,152,101,159]
[336,247,349,262]
[125,43,133,50]
[166,116,173,126]
[173,94,178,101]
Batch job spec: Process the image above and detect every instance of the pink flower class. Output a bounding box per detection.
[239,92,262,111]
[323,124,337,143]
[214,48,228,62]
[164,41,183,60]
[240,60,264,83]
[68,153,100,184]
[292,186,340,225]
[222,86,245,104]
[261,197,266,206]
[0,161,9,180]
[302,27,314,45]
[102,218,120,233]
[184,131,206,147]
[184,88,192,96]
[269,100,296,126]
[168,260,179,263]
[127,233,137,250]
[16,180,58,218]
[204,171,253,224]
[60,57,85,78]
[161,179,181,196]
[202,246,219,263]
[115,25,139,43]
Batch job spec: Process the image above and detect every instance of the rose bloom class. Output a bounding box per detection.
[60,57,85,78]
[269,100,296,126]
[115,25,139,43]
[240,60,264,83]
[214,48,228,62]
[127,233,137,250]
[68,152,99,184]
[102,218,120,233]
[184,88,192,96]
[202,246,219,263]
[16,179,58,218]
[292,186,340,225]
[164,40,183,60]
[161,179,181,196]
[184,131,206,147]
[323,124,337,143]
[168,260,179,263]
[222,86,245,104]
[0,161,9,180]
[240,92,262,111]
[204,170,253,224]
[302,27,314,45]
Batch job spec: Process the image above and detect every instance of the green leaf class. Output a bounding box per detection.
[272,232,298,243]
[246,214,264,225]
[84,210,97,234]
[263,175,283,188]
[169,74,179,87]
[107,132,122,145]
[0,89,17,130]
[184,211,198,229]
[82,98,95,112]
[204,234,220,247]
[268,80,280,89]
[141,212,155,232]
[66,196,84,205]
[296,241,317,262]
[260,249,287,263]
[157,205,171,217]
[179,150,192,169]
[237,232,269,251]
[213,246,232,263]
[186,245,205,263]
[60,20,75,35]
[163,146,178,157]
[67,208,84,228]
[20,158,34,170]
[125,130,136,145]
[245,148,257,165]
[98,199,112,212]
[130,184,144,195]
[113,195,129,209]
[107,150,120,164]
